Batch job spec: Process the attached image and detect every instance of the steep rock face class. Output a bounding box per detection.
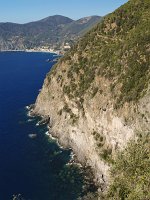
[34,0,150,187]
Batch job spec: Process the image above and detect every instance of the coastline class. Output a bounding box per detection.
[0,49,59,55]
[26,104,99,193]
[45,126,100,196]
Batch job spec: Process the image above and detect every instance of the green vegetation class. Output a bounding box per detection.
[61,103,79,124]
[100,148,113,163]
[92,131,105,148]
[92,131,113,163]
[51,0,150,107]
[106,133,150,200]
[79,133,150,200]
[91,87,99,98]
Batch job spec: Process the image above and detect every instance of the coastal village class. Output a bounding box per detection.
[26,42,71,55]
[0,42,71,55]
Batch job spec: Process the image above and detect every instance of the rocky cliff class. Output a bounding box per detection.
[34,0,150,191]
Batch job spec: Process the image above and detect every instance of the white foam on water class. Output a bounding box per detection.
[27,119,34,122]
[25,105,30,110]
[36,122,40,126]
[45,131,56,140]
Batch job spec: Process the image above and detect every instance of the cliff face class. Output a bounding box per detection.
[34,0,150,188]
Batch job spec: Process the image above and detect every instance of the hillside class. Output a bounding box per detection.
[0,15,101,51]
[34,0,150,199]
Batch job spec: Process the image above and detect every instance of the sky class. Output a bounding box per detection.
[0,0,128,24]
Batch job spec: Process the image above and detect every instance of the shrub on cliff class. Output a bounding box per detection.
[106,133,150,200]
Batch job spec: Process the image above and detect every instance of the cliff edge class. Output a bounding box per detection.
[34,0,150,191]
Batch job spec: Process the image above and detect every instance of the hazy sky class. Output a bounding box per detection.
[0,0,128,23]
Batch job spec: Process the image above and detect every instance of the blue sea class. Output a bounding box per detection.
[0,52,90,200]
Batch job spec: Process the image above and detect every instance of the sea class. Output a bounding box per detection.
[0,52,91,200]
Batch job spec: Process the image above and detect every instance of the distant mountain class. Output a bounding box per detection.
[61,16,101,38]
[0,15,102,51]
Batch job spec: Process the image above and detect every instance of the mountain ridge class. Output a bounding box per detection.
[0,15,102,51]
